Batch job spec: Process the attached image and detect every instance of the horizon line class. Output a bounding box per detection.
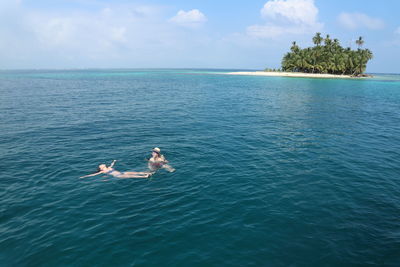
[0,68,397,75]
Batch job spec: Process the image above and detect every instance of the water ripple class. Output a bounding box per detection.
[1,70,400,266]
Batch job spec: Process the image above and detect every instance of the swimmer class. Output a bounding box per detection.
[80,160,152,179]
[147,147,175,173]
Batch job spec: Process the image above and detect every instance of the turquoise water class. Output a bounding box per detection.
[1,69,400,266]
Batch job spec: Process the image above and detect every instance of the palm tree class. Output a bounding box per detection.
[282,53,296,72]
[358,48,373,75]
[332,53,345,74]
[324,34,332,46]
[278,33,373,75]
[296,50,310,72]
[364,49,373,61]
[354,37,368,75]
[312,32,323,46]
[355,36,364,49]
[333,39,340,51]
[290,41,299,53]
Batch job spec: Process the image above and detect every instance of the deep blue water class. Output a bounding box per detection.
[1,69,400,266]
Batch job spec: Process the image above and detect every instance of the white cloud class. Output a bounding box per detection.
[247,0,323,39]
[395,26,400,35]
[169,9,207,28]
[338,12,384,30]
[0,4,166,67]
[261,0,319,25]
[27,9,138,58]
[0,3,220,68]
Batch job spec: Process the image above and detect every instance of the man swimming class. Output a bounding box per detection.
[147,147,175,173]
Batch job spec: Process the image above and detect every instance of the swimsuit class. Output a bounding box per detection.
[148,160,164,172]
[105,169,122,177]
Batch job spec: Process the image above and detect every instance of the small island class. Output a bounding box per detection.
[229,33,373,79]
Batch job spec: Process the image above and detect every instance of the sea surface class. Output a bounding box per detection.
[1,69,399,266]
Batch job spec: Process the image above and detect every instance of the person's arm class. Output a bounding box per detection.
[161,155,168,163]
[159,156,174,171]
[109,160,117,168]
[80,171,102,178]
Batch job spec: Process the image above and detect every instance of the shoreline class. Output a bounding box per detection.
[226,71,371,79]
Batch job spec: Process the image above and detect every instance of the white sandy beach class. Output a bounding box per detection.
[226,71,362,79]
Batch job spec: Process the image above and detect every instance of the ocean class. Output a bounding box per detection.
[1,69,399,266]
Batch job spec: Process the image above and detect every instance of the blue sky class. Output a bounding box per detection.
[1,0,400,72]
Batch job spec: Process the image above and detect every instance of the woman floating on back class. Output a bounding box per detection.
[80,160,152,179]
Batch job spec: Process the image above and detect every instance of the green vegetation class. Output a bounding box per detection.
[280,33,373,76]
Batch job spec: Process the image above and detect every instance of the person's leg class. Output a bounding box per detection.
[124,171,151,175]
[117,173,150,178]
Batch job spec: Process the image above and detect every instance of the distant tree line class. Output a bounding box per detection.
[280,33,373,76]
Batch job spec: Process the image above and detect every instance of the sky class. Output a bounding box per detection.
[1,0,399,73]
